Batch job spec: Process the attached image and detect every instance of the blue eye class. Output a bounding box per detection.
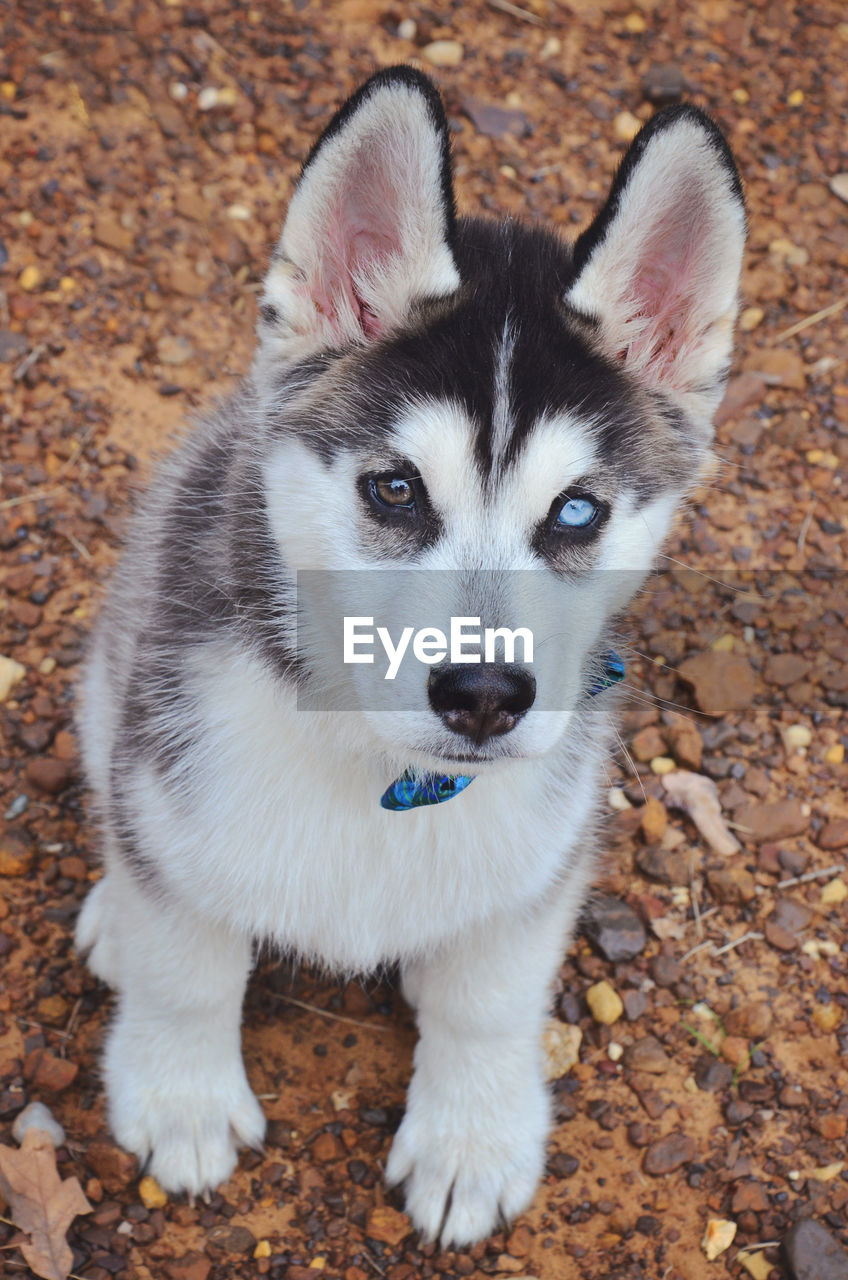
[557,496,599,529]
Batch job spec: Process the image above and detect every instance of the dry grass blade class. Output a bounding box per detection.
[487,0,544,23]
[0,1129,92,1280]
[771,296,848,343]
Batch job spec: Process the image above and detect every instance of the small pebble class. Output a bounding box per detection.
[607,1041,623,1062]
[0,655,26,701]
[170,81,188,101]
[821,877,848,906]
[739,306,764,331]
[12,1101,65,1147]
[541,1019,582,1080]
[19,264,42,291]
[787,88,804,106]
[138,1175,167,1209]
[650,756,676,775]
[608,787,631,811]
[421,39,464,67]
[824,743,844,765]
[4,794,28,820]
[254,1240,272,1259]
[623,11,646,32]
[586,980,623,1025]
[613,111,642,142]
[397,17,416,39]
[782,724,812,750]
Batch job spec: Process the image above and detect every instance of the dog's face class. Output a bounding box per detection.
[251,69,745,770]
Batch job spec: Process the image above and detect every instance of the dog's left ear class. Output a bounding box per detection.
[566,106,745,433]
[259,67,460,360]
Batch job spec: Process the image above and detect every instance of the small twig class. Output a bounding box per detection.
[362,1251,387,1277]
[64,995,83,1039]
[777,862,845,890]
[12,342,48,382]
[713,931,764,956]
[681,939,714,963]
[62,528,93,562]
[772,297,848,343]
[267,992,391,1033]
[487,0,544,22]
[14,1017,73,1040]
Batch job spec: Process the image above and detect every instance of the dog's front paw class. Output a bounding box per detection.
[385,1072,549,1246]
[105,1022,265,1195]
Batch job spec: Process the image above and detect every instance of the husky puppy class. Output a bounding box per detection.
[76,67,745,1245]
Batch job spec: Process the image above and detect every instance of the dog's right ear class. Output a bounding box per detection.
[258,67,460,362]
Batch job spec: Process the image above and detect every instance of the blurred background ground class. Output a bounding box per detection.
[1,1,848,1278]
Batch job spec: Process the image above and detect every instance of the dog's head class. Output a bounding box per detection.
[252,68,745,770]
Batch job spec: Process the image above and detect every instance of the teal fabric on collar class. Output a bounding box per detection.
[380,650,625,812]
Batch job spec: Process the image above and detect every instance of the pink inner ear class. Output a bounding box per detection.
[621,208,704,388]
[312,147,406,341]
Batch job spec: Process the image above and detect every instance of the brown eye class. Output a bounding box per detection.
[372,476,416,508]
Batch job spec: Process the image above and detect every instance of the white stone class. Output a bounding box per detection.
[12,1101,65,1147]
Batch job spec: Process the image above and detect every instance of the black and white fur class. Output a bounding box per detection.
[76,68,745,1245]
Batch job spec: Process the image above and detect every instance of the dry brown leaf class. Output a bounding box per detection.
[661,769,741,856]
[0,1127,92,1280]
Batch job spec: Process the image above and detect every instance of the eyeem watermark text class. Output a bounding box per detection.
[344,616,535,680]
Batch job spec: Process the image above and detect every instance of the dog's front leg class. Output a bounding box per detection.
[94,865,266,1195]
[386,879,583,1247]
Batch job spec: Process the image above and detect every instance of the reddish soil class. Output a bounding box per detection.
[2,2,848,1279]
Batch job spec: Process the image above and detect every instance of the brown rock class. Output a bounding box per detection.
[164,1254,212,1280]
[666,719,703,771]
[724,1002,773,1040]
[818,819,848,851]
[623,1037,671,1075]
[312,1131,343,1162]
[765,920,798,952]
[163,260,208,298]
[25,756,74,794]
[87,1140,139,1194]
[506,1224,533,1257]
[735,799,809,841]
[461,97,530,139]
[643,1132,696,1175]
[0,832,34,876]
[706,866,757,905]
[763,653,810,686]
[631,726,667,762]
[714,372,767,427]
[58,855,88,880]
[366,1205,412,1246]
[742,348,806,390]
[93,214,134,253]
[640,796,668,842]
[366,1203,412,1244]
[636,845,690,886]
[731,1181,769,1214]
[175,189,211,222]
[24,1049,79,1092]
[720,1036,750,1068]
[677,652,757,716]
[52,729,78,761]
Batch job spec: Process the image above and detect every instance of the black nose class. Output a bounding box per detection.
[428,664,536,744]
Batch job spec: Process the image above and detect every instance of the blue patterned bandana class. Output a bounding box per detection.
[380,651,625,811]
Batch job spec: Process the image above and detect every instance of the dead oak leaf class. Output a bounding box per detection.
[0,1127,92,1280]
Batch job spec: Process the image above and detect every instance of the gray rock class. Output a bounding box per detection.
[785,1219,848,1280]
[582,895,647,962]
